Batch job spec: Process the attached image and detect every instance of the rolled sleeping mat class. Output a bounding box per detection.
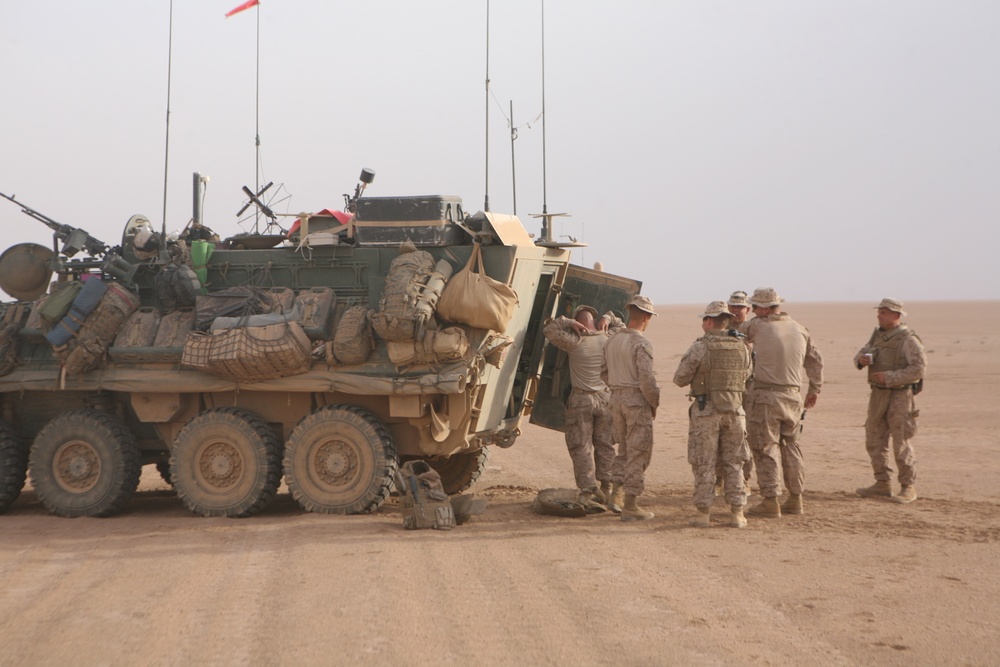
[45,276,108,346]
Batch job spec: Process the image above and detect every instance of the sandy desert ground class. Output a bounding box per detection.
[0,301,998,666]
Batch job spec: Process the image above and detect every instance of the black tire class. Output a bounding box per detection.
[413,448,489,496]
[0,421,27,514]
[284,405,398,515]
[28,409,141,518]
[170,408,283,518]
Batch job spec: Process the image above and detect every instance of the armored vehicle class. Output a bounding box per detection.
[0,173,638,518]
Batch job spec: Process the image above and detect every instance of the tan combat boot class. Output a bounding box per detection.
[606,483,624,514]
[621,494,654,521]
[689,506,710,528]
[890,485,917,504]
[746,496,781,518]
[782,493,803,515]
[731,504,747,529]
[856,480,892,498]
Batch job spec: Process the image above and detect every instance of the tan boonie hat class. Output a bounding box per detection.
[750,287,784,307]
[875,297,906,317]
[626,295,657,316]
[727,290,750,307]
[572,304,599,319]
[699,301,733,319]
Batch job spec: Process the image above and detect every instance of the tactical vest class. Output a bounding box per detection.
[394,461,455,530]
[867,326,919,380]
[690,333,751,413]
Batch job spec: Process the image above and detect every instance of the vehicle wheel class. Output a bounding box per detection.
[170,408,282,518]
[410,447,489,496]
[284,405,398,515]
[0,421,28,514]
[29,409,141,517]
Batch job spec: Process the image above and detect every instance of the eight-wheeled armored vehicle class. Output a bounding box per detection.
[0,173,638,518]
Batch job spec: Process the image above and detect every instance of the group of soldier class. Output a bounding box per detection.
[542,288,927,528]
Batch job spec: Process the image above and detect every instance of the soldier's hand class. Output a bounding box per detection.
[596,315,610,332]
[804,392,818,409]
[570,320,588,334]
[858,354,872,367]
[871,371,887,385]
[651,407,657,420]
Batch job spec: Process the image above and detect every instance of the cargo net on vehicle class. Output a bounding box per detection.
[182,321,312,384]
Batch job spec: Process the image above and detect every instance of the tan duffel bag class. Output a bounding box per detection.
[437,244,517,333]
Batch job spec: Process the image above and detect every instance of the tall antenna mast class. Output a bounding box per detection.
[510,100,517,215]
[531,0,584,249]
[254,3,262,229]
[160,0,175,252]
[540,0,548,222]
[483,0,491,212]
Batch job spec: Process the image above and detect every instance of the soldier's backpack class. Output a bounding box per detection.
[0,304,27,377]
[370,242,441,342]
[61,282,140,374]
[331,305,374,365]
[155,263,201,312]
[394,460,455,530]
[531,488,607,518]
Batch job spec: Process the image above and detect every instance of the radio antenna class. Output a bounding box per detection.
[483,0,491,212]
[531,0,584,249]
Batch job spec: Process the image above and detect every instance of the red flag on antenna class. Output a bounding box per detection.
[225,0,259,18]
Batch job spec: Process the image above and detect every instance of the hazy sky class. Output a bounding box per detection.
[2,1,997,304]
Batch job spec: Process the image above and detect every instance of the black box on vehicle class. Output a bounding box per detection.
[353,195,466,247]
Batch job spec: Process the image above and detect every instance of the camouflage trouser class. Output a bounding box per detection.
[609,387,654,497]
[715,440,754,482]
[746,387,804,498]
[564,388,615,489]
[865,387,918,485]
[688,406,748,509]
[716,392,753,484]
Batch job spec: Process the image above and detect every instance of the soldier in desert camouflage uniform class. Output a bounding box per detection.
[743,288,824,518]
[714,290,754,496]
[542,304,625,510]
[854,298,926,504]
[674,302,753,528]
[601,295,660,522]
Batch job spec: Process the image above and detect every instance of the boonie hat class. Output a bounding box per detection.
[750,287,784,308]
[727,290,750,307]
[699,301,733,319]
[875,297,906,317]
[572,304,599,319]
[626,295,657,316]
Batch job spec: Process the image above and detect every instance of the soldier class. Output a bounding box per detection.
[714,290,755,496]
[727,290,752,332]
[674,302,753,528]
[601,295,660,522]
[743,288,823,518]
[542,304,624,510]
[854,298,926,504]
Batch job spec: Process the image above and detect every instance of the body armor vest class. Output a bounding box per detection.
[867,326,918,381]
[691,333,751,413]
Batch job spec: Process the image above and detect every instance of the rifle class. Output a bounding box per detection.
[0,191,109,258]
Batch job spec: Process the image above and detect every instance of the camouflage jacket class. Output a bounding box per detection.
[601,328,660,410]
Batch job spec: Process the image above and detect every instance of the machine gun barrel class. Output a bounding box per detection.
[0,191,109,257]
